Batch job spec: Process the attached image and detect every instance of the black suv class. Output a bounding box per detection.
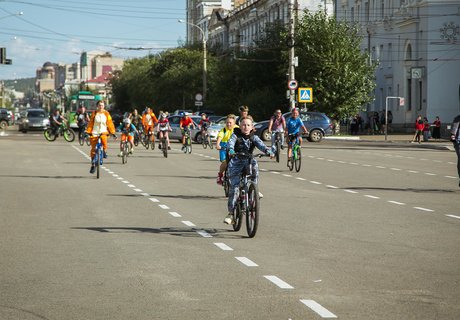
[0,108,11,129]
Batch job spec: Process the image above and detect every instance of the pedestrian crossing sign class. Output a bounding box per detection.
[298,87,313,103]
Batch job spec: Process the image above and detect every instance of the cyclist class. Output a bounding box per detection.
[130,109,142,130]
[235,105,249,126]
[117,118,137,156]
[224,116,273,225]
[268,109,286,150]
[285,108,308,167]
[179,112,196,151]
[157,112,172,150]
[198,113,211,141]
[49,109,67,135]
[86,100,116,174]
[216,114,238,185]
[75,106,90,138]
[142,107,158,145]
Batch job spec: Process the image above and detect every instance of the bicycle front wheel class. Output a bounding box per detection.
[275,140,280,163]
[233,203,243,232]
[186,137,192,154]
[122,143,128,164]
[246,183,260,238]
[78,131,84,146]
[63,129,75,142]
[223,170,229,197]
[95,152,101,179]
[162,138,168,158]
[295,147,301,172]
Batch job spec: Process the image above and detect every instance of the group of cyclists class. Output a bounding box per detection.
[76,100,309,225]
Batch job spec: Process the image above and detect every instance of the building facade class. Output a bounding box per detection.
[336,0,460,130]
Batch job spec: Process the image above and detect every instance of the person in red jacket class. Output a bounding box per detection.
[411,115,424,144]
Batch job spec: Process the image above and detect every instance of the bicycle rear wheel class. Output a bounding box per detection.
[287,154,294,171]
[44,128,56,141]
[208,135,213,149]
[223,169,229,197]
[95,151,101,179]
[246,183,260,238]
[122,143,128,164]
[294,147,301,172]
[186,137,192,154]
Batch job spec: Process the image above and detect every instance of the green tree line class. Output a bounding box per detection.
[111,10,376,120]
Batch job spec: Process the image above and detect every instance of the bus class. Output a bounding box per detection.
[66,91,103,128]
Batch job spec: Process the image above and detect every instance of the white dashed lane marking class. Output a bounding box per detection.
[300,300,337,319]
[364,195,380,199]
[264,276,294,289]
[149,198,159,203]
[182,220,195,227]
[214,242,233,251]
[414,207,435,212]
[196,230,212,238]
[388,200,405,205]
[446,214,460,220]
[168,211,182,218]
[158,204,170,209]
[236,257,258,267]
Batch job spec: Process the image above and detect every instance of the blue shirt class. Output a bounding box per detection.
[117,123,137,136]
[286,117,304,135]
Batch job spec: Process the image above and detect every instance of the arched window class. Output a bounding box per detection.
[405,43,412,61]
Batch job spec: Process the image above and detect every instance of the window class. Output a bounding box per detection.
[387,43,392,67]
[365,2,369,22]
[380,0,385,18]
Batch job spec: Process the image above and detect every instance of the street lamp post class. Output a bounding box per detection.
[178,19,207,108]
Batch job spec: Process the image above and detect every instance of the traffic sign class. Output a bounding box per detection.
[399,98,405,106]
[195,93,203,101]
[298,87,313,103]
[288,80,298,90]
[195,101,203,107]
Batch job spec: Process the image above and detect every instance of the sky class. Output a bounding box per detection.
[0,0,186,80]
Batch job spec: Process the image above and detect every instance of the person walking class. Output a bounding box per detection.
[450,114,460,187]
[432,116,441,140]
[422,117,431,142]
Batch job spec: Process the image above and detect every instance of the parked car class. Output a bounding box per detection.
[167,115,202,142]
[254,111,333,142]
[0,108,12,129]
[17,108,50,133]
[206,116,227,142]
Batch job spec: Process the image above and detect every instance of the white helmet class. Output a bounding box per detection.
[123,118,131,125]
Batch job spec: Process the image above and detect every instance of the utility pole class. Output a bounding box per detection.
[288,0,297,110]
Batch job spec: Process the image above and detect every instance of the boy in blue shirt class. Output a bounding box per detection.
[285,108,308,167]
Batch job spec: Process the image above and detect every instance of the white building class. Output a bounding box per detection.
[336,0,460,130]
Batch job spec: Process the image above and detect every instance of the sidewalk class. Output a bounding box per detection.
[325,134,454,151]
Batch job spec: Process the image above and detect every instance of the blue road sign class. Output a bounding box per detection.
[298,87,313,103]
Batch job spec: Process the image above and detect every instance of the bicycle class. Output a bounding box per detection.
[44,123,75,142]
[287,134,301,172]
[201,130,213,149]
[143,130,155,150]
[272,131,283,163]
[222,167,230,197]
[120,139,130,164]
[231,153,267,238]
[183,128,192,154]
[78,125,90,146]
[92,134,105,179]
[160,136,168,158]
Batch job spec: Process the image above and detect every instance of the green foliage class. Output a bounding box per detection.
[295,10,376,119]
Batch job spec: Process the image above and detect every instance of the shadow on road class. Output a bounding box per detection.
[0,174,90,179]
[72,226,246,239]
[344,186,457,193]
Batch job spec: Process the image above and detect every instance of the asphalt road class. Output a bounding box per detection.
[1,129,459,320]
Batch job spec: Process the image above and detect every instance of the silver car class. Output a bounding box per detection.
[17,109,50,133]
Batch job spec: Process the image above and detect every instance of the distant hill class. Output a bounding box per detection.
[4,78,35,95]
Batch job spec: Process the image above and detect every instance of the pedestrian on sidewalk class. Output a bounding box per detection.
[411,115,424,144]
[422,117,431,142]
[450,114,460,187]
[432,116,441,140]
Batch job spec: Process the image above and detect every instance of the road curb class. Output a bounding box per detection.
[324,136,454,151]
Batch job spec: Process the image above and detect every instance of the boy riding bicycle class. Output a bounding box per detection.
[179,112,196,151]
[224,116,273,225]
[286,108,308,167]
[216,114,238,185]
[157,112,172,150]
[199,113,211,141]
[142,107,158,144]
[117,118,137,156]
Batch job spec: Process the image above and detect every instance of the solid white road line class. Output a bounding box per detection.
[300,300,337,318]
[168,212,182,218]
[149,198,160,203]
[182,220,195,227]
[214,242,233,251]
[414,207,435,212]
[263,275,294,289]
[446,214,460,220]
[159,204,170,209]
[235,257,258,267]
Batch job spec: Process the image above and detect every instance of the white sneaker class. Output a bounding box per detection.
[118,151,123,157]
[258,192,264,198]
[224,213,234,225]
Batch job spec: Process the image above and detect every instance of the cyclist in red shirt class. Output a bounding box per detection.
[179,112,196,151]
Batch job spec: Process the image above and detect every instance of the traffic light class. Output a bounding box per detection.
[0,47,5,64]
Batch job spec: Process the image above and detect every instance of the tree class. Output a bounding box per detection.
[295,10,376,119]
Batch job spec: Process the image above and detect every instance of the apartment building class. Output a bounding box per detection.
[335,0,460,129]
